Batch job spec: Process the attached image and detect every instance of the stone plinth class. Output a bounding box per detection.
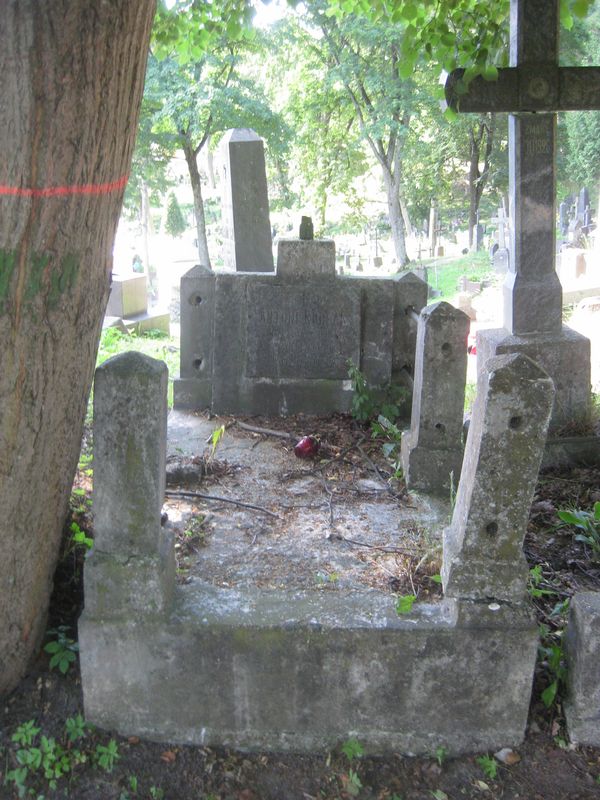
[276,239,335,277]
[476,326,590,430]
[83,352,174,617]
[564,592,600,746]
[80,589,537,755]
[174,266,428,417]
[106,274,147,318]
[401,302,470,495]
[219,128,274,272]
[443,353,554,602]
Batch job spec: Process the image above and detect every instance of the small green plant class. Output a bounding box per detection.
[150,787,165,800]
[395,593,417,615]
[347,361,406,423]
[558,502,600,556]
[435,745,448,766]
[69,520,93,551]
[209,423,226,460]
[341,737,364,761]
[538,622,568,708]
[12,721,41,747]
[476,753,498,780]
[64,714,89,743]
[94,739,120,772]
[527,565,558,599]
[44,626,79,674]
[371,414,403,477]
[343,768,363,796]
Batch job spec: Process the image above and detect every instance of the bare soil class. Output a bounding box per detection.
[2,413,600,800]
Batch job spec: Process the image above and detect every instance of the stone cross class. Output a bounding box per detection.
[445,0,593,427]
[445,0,600,334]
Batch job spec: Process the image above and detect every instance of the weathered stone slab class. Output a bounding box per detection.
[174,266,428,416]
[564,592,600,745]
[476,326,591,430]
[443,352,555,601]
[276,239,335,277]
[106,274,147,318]
[401,301,470,495]
[219,128,274,272]
[84,352,174,617]
[80,588,538,755]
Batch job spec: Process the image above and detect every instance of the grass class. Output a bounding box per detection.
[418,250,495,301]
[92,327,179,412]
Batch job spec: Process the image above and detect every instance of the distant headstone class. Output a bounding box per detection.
[299,216,314,240]
[442,352,554,601]
[105,273,170,334]
[401,302,470,494]
[174,249,428,416]
[219,128,274,272]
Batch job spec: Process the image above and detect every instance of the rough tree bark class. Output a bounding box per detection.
[0,0,155,695]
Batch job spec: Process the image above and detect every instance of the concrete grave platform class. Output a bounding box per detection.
[80,356,542,755]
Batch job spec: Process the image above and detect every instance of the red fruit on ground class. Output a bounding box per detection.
[294,435,319,459]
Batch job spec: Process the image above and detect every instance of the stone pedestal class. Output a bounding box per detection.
[477,326,591,430]
[401,302,470,495]
[83,352,175,617]
[564,592,600,746]
[276,239,335,277]
[443,353,555,602]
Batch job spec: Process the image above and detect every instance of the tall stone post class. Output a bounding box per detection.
[442,353,554,602]
[400,301,470,495]
[83,351,175,617]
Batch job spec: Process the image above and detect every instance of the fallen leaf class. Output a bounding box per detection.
[128,736,140,745]
[494,747,521,765]
[161,749,177,764]
[430,791,448,800]
[475,779,490,791]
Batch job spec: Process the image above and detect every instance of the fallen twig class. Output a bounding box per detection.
[235,421,294,439]
[165,489,279,518]
[327,531,417,556]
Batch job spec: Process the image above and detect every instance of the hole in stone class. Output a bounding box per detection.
[509,415,523,430]
[435,422,446,434]
[441,342,451,355]
[193,358,203,372]
[485,522,498,536]
[190,294,203,306]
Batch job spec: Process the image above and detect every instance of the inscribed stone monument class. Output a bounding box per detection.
[445,0,593,429]
[219,128,274,272]
[174,241,427,416]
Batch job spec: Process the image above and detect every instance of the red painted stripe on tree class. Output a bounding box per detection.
[0,174,129,198]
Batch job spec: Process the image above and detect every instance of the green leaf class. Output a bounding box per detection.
[431,574,442,584]
[572,0,590,18]
[396,594,417,614]
[542,680,558,708]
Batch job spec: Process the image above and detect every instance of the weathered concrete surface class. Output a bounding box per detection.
[564,592,600,745]
[174,269,427,416]
[443,353,554,602]
[401,301,469,495]
[477,325,590,431]
[80,588,537,755]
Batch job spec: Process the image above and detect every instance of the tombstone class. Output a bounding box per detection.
[174,241,428,416]
[559,201,569,238]
[445,0,592,430]
[443,352,555,601]
[105,273,170,334]
[491,204,510,272]
[219,128,274,272]
[401,302,470,494]
[81,352,175,618]
[564,592,600,746]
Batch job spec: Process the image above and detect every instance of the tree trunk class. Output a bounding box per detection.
[182,139,212,269]
[140,180,154,289]
[382,167,409,267]
[0,0,155,696]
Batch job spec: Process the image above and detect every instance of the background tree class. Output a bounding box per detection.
[165,191,187,237]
